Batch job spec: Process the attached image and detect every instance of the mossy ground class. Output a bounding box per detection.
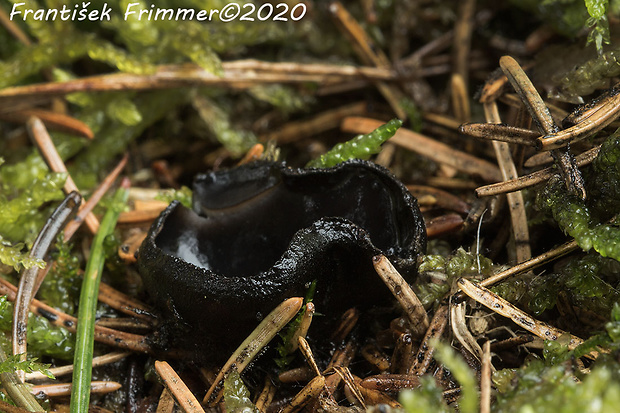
[2,0,620,412]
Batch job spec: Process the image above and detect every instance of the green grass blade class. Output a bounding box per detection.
[70,183,129,413]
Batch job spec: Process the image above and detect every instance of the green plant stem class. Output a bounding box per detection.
[70,183,128,413]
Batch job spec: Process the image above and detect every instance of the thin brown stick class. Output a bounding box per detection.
[322,340,357,400]
[335,366,366,409]
[451,302,484,361]
[453,0,476,86]
[203,297,303,405]
[0,109,93,139]
[154,361,205,413]
[298,336,322,377]
[361,343,391,372]
[407,185,470,214]
[352,375,401,408]
[27,117,100,235]
[64,154,128,241]
[0,7,31,45]
[538,90,620,150]
[328,1,406,119]
[451,74,471,122]
[459,122,539,146]
[480,341,492,413]
[260,101,368,144]
[423,112,463,131]
[155,388,175,413]
[499,56,557,134]
[373,255,429,336]
[0,62,395,102]
[342,116,503,181]
[391,333,414,374]
[279,375,326,413]
[97,283,154,322]
[426,214,465,238]
[480,240,578,289]
[254,377,276,413]
[330,308,359,342]
[31,381,121,397]
[0,277,150,353]
[457,278,591,354]
[26,352,130,381]
[360,374,421,392]
[484,101,531,263]
[475,145,600,197]
[408,303,449,375]
[499,56,586,199]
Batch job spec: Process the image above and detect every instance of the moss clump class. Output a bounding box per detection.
[537,131,620,261]
[0,296,74,360]
[416,247,496,306]
[306,119,403,168]
[38,239,81,316]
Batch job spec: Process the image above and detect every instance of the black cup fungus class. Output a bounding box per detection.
[138,160,426,363]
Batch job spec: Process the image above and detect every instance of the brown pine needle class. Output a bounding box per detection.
[31,381,121,398]
[373,255,430,335]
[409,303,449,375]
[459,122,539,146]
[361,374,421,392]
[0,109,93,139]
[154,361,205,413]
[457,278,590,353]
[26,352,130,381]
[280,375,326,413]
[260,101,368,144]
[342,116,503,182]
[475,145,600,197]
[426,214,464,238]
[483,101,531,262]
[499,56,586,199]
[155,388,175,413]
[480,341,492,413]
[298,336,322,377]
[64,154,128,241]
[540,82,620,150]
[254,377,277,413]
[27,117,100,235]
[391,333,414,374]
[0,62,395,103]
[0,277,150,353]
[328,1,406,119]
[203,297,303,405]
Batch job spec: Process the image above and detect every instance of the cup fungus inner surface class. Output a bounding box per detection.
[139,160,426,361]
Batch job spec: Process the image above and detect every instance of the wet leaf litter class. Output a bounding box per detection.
[3,0,620,412]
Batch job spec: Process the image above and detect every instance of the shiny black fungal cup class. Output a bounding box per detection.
[138,160,426,363]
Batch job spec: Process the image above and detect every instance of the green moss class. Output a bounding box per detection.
[306,119,402,168]
[193,94,259,157]
[38,239,81,315]
[0,353,53,379]
[537,131,620,262]
[416,248,496,307]
[222,369,258,413]
[0,296,75,360]
[157,186,193,209]
[0,236,45,271]
[0,166,66,245]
